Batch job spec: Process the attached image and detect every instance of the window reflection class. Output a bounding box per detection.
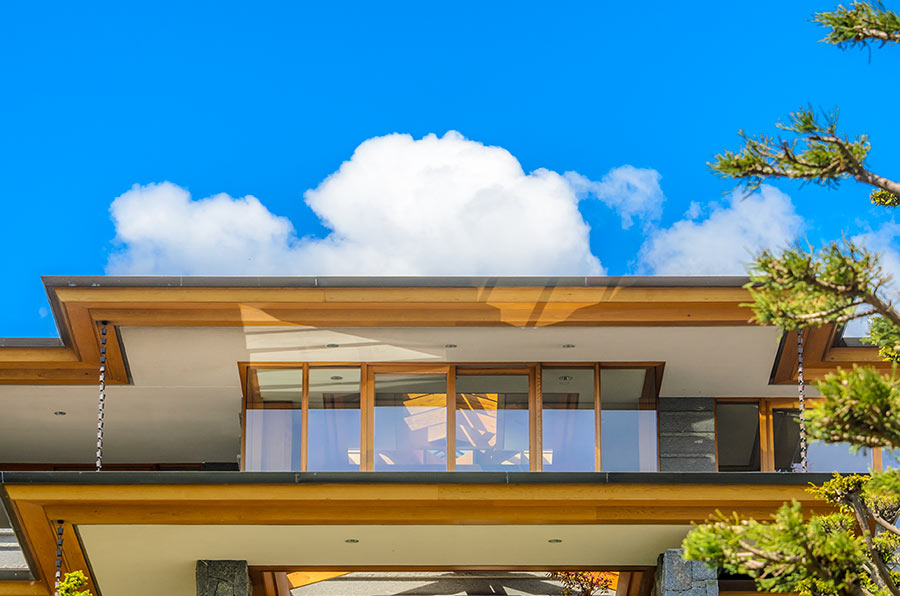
[717,403,761,472]
[601,369,657,472]
[542,368,595,472]
[456,374,530,471]
[772,408,870,472]
[374,374,447,471]
[244,368,302,472]
[308,368,361,471]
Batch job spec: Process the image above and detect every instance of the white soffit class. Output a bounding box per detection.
[120,324,803,398]
[79,523,692,596]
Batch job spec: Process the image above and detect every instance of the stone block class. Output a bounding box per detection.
[196,560,249,596]
[691,560,718,581]
[659,398,714,413]
[659,455,716,472]
[658,413,715,434]
[661,550,691,591]
[659,434,716,455]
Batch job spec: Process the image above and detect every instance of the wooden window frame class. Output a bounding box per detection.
[241,362,662,473]
[714,397,882,472]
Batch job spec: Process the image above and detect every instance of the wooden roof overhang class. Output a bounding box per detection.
[0,275,886,385]
[0,471,836,596]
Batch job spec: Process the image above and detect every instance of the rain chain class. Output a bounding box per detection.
[797,330,808,472]
[54,520,63,596]
[96,322,108,472]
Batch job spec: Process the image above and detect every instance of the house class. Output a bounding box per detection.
[0,276,887,596]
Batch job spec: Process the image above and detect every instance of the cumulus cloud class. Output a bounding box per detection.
[108,132,662,276]
[566,165,663,229]
[637,185,804,275]
[853,222,900,284]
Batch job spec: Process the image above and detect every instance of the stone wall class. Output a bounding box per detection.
[658,398,716,472]
[196,560,249,596]
[654,549,717,596]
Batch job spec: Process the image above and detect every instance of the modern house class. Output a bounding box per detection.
[0,276,888,596]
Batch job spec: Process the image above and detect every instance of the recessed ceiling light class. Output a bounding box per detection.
[548,538,563,543]
[558,375,573,382]
[325,344,339,348]
[444,344,458,348]
[330,375,343,381]
[562,344,575,349]
[53,411,66,416]
[344,538,359,544]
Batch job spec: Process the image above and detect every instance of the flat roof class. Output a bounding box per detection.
[42,275,751,289]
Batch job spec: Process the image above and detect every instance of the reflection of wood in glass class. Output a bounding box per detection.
[400,393,447,441]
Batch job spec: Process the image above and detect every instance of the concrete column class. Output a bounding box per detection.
[658,398,716,472]
[196,560,250,596]
[654,549,717,596]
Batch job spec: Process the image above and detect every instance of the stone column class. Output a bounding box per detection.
[196,560,250,596]
[658,398,716,472]
[654,549,717,596]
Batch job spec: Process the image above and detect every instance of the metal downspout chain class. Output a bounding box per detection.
[54,521,63,596]
[96,322,108,471]
[797,330,808,472]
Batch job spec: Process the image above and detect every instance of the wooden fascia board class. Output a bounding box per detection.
[2,480,831,596]
[0,284,757,386]
[772,325,890,385]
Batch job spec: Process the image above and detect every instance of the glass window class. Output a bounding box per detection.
[883,449,900,470]
[716,403,761,472]
[374,374,448,471]
[455,373,530,471]
[308,368,361,471]
[244,368,302,472]
[601,369,658,472]
[542,368,595,472]
[772,408,871,472]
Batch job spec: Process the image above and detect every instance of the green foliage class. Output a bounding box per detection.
[58,570,92,596]
[683,502,869,596]
[810,366,900,449]
[746,240,887,331]
[710,106,870,192]
[868,316,900,362]
[871,189,900,207]
[814,2,900,48]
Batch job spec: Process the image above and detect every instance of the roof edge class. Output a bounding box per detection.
[41,275,752,289]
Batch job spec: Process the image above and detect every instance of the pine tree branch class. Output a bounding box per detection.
[871,511,900,538]
[847,493,900,596]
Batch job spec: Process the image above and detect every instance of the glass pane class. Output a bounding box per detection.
[0,498,32,579]
[456,374,530,471]
[244,368,302,472]
[374,374,447,471]
[601,369,658,472]
[884,449,900,470]
[772,408,871,472]
[716,403,761,472]
[308,368,361,471]
[542,368,595,472]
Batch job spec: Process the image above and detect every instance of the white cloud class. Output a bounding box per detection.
[108,132,662,277]
[853,222,900,285]
[638,185,804,275]
[565,165,663,229]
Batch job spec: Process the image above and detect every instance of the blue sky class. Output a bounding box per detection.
[2,1,899,337]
